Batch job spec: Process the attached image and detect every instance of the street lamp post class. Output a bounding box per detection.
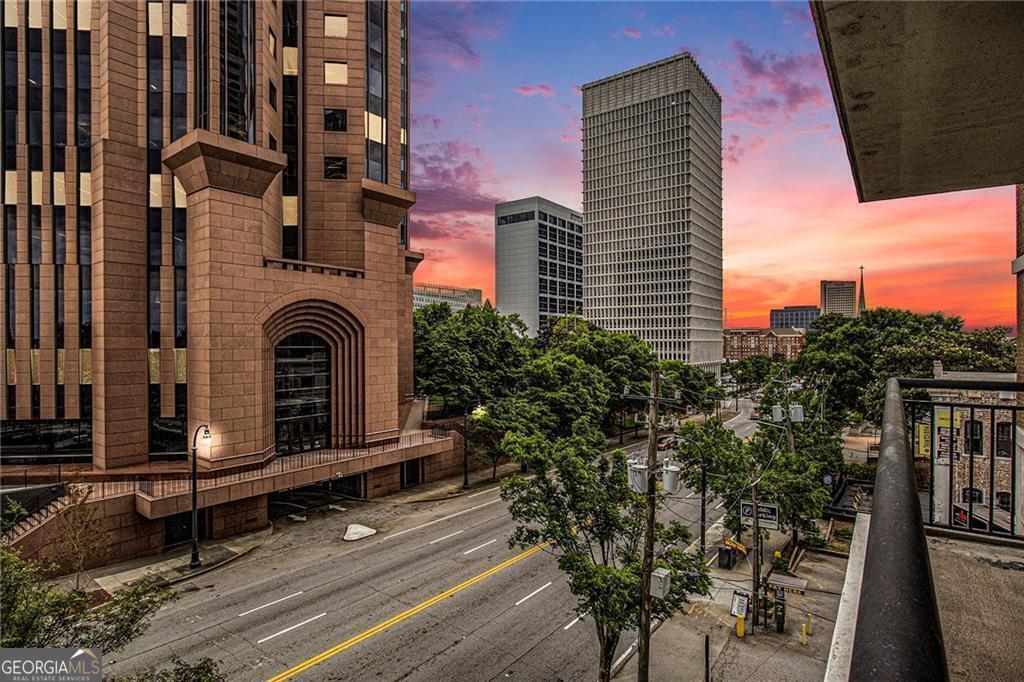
[190,424,211,569]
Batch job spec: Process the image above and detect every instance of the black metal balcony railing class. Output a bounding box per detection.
[850,377,1024,681]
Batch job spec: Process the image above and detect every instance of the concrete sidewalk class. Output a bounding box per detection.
[617,519,844,681]
[56,525,273,597]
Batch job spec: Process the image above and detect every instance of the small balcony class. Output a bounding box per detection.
[827,378,1024,680]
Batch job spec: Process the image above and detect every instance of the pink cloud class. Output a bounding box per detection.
[622,27,642,39]
[515,84,556,98]
[724,133,767,166]
[730,40,826,114]
[650,25,677,38]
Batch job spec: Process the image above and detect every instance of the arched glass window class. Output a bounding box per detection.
[275,332,330,455]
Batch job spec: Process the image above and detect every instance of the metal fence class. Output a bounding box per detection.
[901,377,1022,539]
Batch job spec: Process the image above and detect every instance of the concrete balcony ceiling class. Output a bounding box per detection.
[811,1,1024,202]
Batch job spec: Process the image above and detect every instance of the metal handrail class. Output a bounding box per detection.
[849,377,948,680]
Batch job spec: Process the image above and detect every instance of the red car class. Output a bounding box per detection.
[657,436,677,451]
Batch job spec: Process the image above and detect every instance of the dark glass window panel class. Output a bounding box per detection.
[147,35,163,91]
[174,266,187,348]
[268,80,277,110]
[77,152,90,172]
[79,264,91,348]
[80,384,92,419]
[150,383,187,455]
[171,38,187,92]
[4,206,17,264]
[30,266,40,348]
[56,385,65,419]
[30,207,42,264]
[268,134,277,151]
[55,264,65,348]
[31,385,41,420]
[77,207,91,263]
[148,268,161,347]
[283,226,298,259]
[148,208,162,266]
[220,0,256,143]
[5,268,14,348]
[148,92,163,148]
[324,156,347,180]
[5,385,14,420]
[366,141,383,182]
[324,108,347,131]
[173,208,186,265]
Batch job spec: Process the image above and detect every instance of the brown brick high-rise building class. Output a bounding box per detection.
[2,1,459,567]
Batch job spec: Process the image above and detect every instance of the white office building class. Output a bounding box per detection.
[820,280,857,317]
[582,54,723,372]
[495,197,584,336]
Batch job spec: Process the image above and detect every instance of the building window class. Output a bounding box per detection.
[268,134,277,151]
[324,61,348,85]
[324,15,348,38]
[365,1,386,181]
[996,491,1012,511]
[268,80,277,110]
[964,419,983,455]
[268,27,277,57]
[960,487,983,505]
[996,421,1013,457]
[220,0,256,142]
[275,332,331,455]
[324,156,347,180]
[324,108,347,131]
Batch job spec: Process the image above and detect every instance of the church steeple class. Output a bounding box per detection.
[857,265,867,315]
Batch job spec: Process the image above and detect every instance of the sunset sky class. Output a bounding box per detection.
[407,0,1017,329]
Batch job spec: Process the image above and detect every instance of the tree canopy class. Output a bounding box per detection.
[795,309,1014,423]
[500,424,710,681]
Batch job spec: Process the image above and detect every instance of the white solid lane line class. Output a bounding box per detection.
[256,612,327,645]
[429,530,464,545]
[563,616,582,630]
[237,591,304,618]
[467,487,499,498]
[383,498,503,540]
[463,539,498,555]
[514,581,553,607]
[714,500,725,509]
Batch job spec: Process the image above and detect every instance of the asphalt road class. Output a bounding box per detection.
[109,410,754,682]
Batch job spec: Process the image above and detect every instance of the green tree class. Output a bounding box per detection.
[658,360,720,415]
[518,351,611,438]
[413,303,532,414]
[500,425,710,681]
[541,315,657,434]
[467,396,549,479]
[727,355,783,394]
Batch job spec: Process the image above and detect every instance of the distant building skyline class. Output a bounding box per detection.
[770,305,820,330]
[582,54,723,372]
[495,197,583,336]
[413,283,483,312]
[723,327,805,362]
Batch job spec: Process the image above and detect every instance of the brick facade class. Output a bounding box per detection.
[723,327,805,362]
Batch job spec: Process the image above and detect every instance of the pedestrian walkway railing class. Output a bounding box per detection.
[846,377,1024,681]
[3,431,451,543]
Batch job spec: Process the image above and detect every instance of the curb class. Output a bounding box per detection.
[611,617,665,678]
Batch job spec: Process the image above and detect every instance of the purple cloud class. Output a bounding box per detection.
[515,84,556,98]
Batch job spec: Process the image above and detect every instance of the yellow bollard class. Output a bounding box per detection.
[736,614,745,639]
[801,623,807,646]
[807,612,813,636]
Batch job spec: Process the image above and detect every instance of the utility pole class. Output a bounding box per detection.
[700,457,707,557]
[782,365,795,454]
[637,370,659,682]
[750,471,762,627]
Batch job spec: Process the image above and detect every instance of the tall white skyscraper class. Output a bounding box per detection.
[582,54,723,372]
[495,197,584,336]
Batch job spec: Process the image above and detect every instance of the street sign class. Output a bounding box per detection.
[730,591,749,617]
[739,500,780,530]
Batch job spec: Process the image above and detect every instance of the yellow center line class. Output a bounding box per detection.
[267,541,551,681]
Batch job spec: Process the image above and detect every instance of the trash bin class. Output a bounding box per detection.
[718,546,735,569]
